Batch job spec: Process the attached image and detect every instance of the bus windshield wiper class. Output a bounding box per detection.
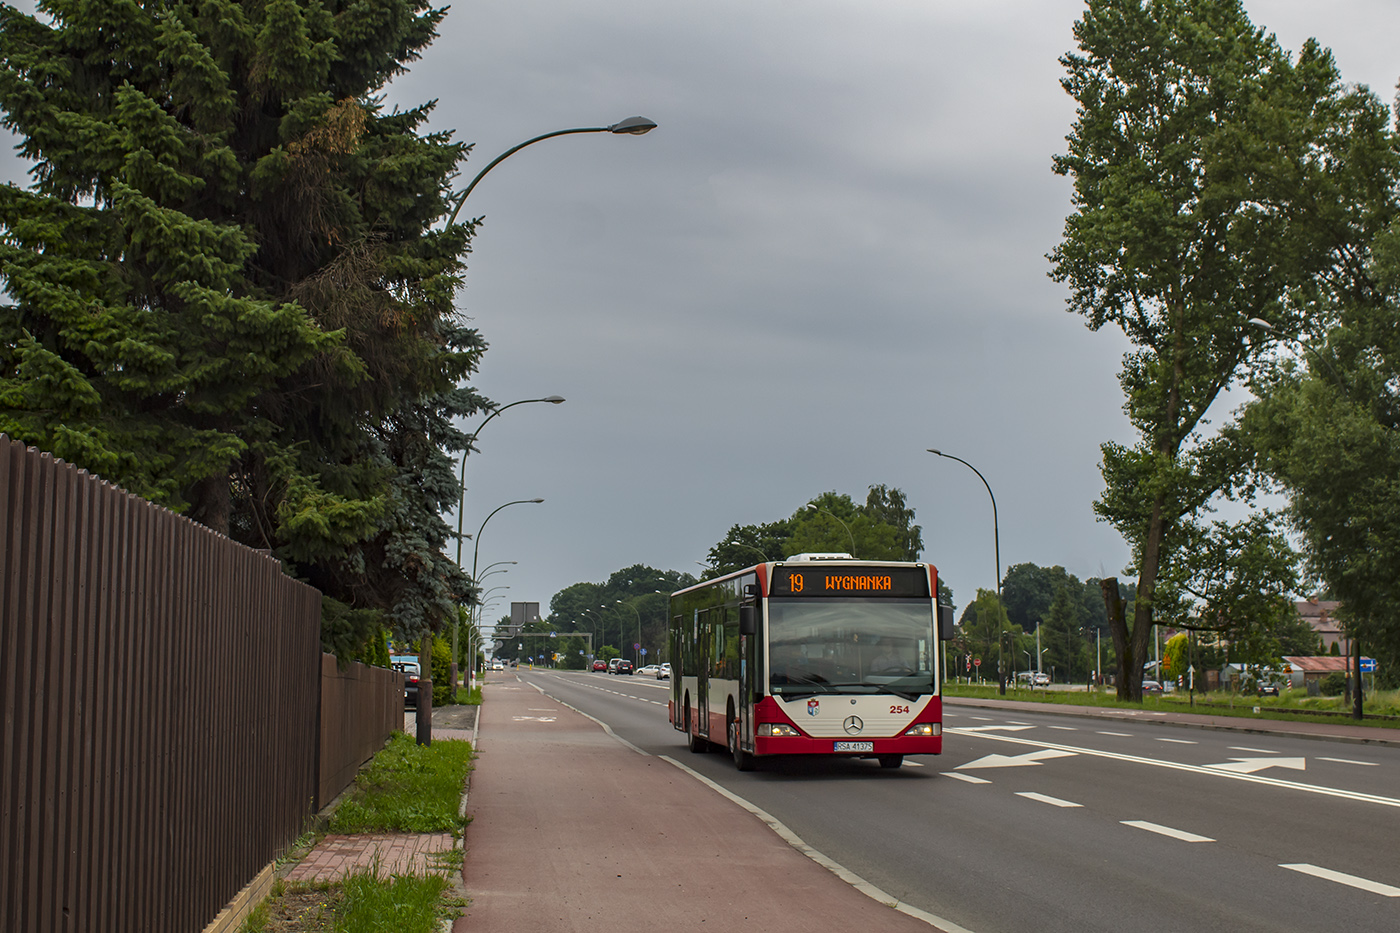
[829,682,923,701]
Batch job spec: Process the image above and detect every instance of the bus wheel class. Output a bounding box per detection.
[728,717,754,772]
[878,755,904,770]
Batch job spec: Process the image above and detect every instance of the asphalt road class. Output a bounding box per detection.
[516,668,1400,933]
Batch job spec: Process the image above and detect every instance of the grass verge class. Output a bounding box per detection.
[240,867,462,933]
[944,682,1400,728]
[328,732,475,836]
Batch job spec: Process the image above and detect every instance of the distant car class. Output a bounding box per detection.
[614,659,635,675]
[1142,680,1164,695]
[390,655,421,708]
[658,662,671,681]
[637,664,661,677]
[1033,672,1050,687]
[1258,682,1282,696]
[491,660,504,671]
[607,658,622,674]
[592,659,608,672]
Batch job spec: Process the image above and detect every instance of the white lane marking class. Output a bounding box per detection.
[958,749,1077,770]
[1097,731,1133,737]
[1229,746,1277,754]
[969,716,994,721]
[527,708,558,711]
[904,761,926,767]
[1319,757,1379,767]
[1006,721,1032,725]
[1204,757,1305,774]
[944,772,992,784]
[511,716,556,722]
[945,727,1400,809]
[1017,792,1082,808]
[663,756,981,932]
[958,725,1036,733]
[1156,737,1197,744]
[1280,863,1400,897]
[1122,820,1214,843]
[1049,726,1078,731]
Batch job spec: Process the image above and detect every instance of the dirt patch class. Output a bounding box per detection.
[253,885,340,932]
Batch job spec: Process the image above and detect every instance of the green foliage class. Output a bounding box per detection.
[338,865,457,933]
[702,485,925,577]
[1049,0,1395,699]
[328,733,474,837]
[322,596,385,663]
[543,564,696,664]
[1162,632,1188,680]
[0,0,487,658]
[1319,672,1348,697]
[430,635,453,706]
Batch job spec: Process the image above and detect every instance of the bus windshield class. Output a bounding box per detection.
[767,597,936,698]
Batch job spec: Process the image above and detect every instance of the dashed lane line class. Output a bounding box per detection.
[944,772,992,784]
[1156,737,1197,744]
[1016,792,1082,808]
[1319,757,1379,766]
[1281,863,1400,897]
[1229,746,1277,754]
[1122,821,1214,843]
[1097,731,1133,737]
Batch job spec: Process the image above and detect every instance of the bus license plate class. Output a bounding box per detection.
[834,741,874,752]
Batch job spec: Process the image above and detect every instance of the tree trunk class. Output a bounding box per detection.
[1101,578,1131,698]
[416,634,433,746]
[186,469,231,536]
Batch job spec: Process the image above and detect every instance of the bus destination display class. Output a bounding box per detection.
[771,566,928,598]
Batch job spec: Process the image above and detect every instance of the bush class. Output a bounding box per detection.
[1319,671,1347,696]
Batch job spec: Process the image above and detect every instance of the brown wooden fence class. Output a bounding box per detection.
[0,435,399,933]
[318,654,401,808]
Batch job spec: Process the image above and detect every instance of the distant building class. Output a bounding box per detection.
[1295,597,1342,653]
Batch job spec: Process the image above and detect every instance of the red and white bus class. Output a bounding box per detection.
[667,554,954,770]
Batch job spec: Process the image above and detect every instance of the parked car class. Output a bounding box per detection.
[637,664,661,677]
[390,655,421,708]
[592,659,608,672]
[658,662,671,680]
[614,659,635,675]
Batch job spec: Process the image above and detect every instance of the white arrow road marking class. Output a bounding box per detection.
[1017,792,1082,808]
[957,749,1077,770]
[1122,820,1214,843]
[957,725,1037,733]
[1281,864,1400,897]
[945,727,1400,809]
[1205,757,1306,774]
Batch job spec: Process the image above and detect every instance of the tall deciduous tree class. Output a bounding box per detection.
[0,1,487,655]
[1049,0,1394,699]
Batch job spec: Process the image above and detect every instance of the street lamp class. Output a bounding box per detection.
[805,503,857,555]
[444,116,658,227]
[451,399,561,695]
[928,448,1004,693]
[617,599,642,664]
[469,497,544,677]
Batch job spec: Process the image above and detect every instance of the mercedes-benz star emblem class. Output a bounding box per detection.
[843,715,864,735]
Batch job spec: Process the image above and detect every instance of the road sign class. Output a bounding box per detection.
[974,658,982,667]
[1361,657,1378,673]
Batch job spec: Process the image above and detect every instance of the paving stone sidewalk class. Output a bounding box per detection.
[282,703,478,883]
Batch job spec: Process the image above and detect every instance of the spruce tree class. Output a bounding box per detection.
[0,0,485,650]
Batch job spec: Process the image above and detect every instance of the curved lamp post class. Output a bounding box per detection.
[469,498,544,681]
[928,448,1004,694]
[805,503,856,555]
[444,116,658,227]
[451,399,561,695]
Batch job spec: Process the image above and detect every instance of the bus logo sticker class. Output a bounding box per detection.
[807,698,820,716]
[843,716,864,735]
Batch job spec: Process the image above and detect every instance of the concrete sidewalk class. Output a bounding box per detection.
[452,674,947,932]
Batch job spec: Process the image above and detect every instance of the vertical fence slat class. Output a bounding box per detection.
[0,434,401,933]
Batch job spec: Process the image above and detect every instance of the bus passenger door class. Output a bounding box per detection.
[695,610,710,740]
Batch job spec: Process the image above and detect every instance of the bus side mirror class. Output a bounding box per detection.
[938,605,955,641]
[739,606,755,635]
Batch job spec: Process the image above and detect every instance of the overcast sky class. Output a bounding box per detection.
[6,1,1400,633]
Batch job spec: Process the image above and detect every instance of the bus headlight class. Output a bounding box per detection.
[757,723,802,737]
[904,723,941,737]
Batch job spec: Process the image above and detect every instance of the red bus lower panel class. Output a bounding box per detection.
[753,734,942,757]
